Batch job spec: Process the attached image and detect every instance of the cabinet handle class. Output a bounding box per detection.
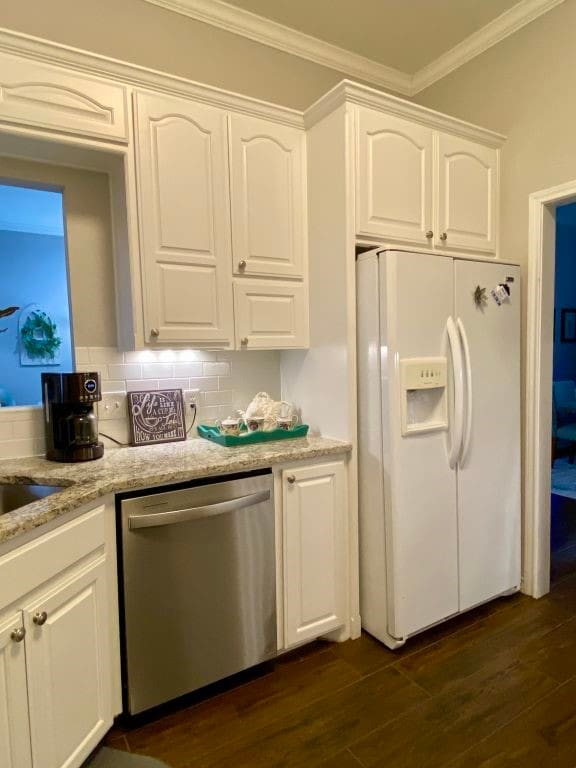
[426,230,433,239]
[241,337,249,346]
[33,611,48,626]
[11,627,26,643]
[150,328,160,338]
[440,232,448,241]
[238,260,247,271]
[287,474,296,485]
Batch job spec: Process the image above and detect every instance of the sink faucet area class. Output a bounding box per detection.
[0,483,64,515]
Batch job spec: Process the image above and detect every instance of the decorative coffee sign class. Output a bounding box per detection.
[128,389,186,446]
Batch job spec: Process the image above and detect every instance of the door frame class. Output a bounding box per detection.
[525,179,576,598]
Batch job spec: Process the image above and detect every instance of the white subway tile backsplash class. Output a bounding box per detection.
[90,347,124,364]
[102,380,128,394]
[12,420,44,439]
[108,363,143,380]
[188,377,218,391]
[203,390,233,406]
[0,347,280,458]
[74,347,91,365]
[173,362,203,378]
[203,362,230,377]
[126,379,160,391]
[158,378,189,390]
[141,363,174,379]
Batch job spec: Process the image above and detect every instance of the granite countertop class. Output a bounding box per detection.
[0,436,351,546]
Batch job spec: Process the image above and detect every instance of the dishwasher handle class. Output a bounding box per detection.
[128,489,271,530]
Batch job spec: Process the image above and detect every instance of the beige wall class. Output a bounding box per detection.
[0,158,116,347]
[0,0,362,110]
[415,0,576,272]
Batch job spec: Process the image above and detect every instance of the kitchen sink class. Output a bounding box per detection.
[0,484,64,516]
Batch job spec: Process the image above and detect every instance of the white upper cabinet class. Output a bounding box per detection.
[357,108,433,245]
[134,91,234,346]
[234,279,308,349]
[355,105,499,257]
[0,51,128,142]
[436,134,498,254]
[0,612,32,768]
[229,114,306,278]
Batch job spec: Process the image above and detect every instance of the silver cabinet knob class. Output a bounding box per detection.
[150,328,160,338]
[287,474,296,484]
[241,337,249,346]
[238,260,247,271]
[440,232,448,241]
[11,627,26,643]
[426,230,433,239]
[33,611,48,626]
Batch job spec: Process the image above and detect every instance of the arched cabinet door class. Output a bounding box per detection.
[436,134,498,255]
[134,91,234,346]
[356,108,433,244]
[229,114,306,278]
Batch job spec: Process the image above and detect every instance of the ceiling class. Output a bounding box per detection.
[222,0,521,74]
[144,0,564,93]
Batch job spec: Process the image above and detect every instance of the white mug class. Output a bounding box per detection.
[244,415,265,433]
[217,417,242,436]
[276,414,298,431]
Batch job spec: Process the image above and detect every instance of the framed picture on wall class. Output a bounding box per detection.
[561,308,576,343]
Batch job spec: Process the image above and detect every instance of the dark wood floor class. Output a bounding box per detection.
[105,511,576,768]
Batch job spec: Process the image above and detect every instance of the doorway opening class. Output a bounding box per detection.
[0,180,74,406]
[525,179,576,599]
[550,202,576,582]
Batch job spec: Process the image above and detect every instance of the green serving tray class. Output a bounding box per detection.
[197,423,309,447]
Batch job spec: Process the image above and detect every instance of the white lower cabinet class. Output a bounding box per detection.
[0,612,32,768]
[0,501,117,768]
[24,558,112,768]
[282,460,348,647]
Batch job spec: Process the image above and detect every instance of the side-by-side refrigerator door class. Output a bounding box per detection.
[455,261,521,611]
[384,251,459,639]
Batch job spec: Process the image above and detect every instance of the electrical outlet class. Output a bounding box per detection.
[183,389,201,409]
[99,393,127,421]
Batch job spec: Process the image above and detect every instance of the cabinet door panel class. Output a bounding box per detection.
[437,134,498,254]
[357,108,433,244]
[283,461,347,647]
[229,115,305,277]
[0,612,32,768]
[25,558,112,768]
[234,280,308,349]
[134,92,233,345]
[0,51,128,142]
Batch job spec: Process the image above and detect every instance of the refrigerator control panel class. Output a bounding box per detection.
[400,357,448,436]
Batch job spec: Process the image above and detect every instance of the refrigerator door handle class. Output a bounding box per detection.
[457,317,473,466]
[446,316,464,469]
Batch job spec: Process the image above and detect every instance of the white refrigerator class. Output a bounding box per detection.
[357,249,520,648]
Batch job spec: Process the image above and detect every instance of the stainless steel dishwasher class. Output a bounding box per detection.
[117,469,276,715]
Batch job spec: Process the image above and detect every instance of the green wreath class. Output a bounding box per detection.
[21,310,62,361]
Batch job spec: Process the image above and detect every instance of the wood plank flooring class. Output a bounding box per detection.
[105,531,576,767]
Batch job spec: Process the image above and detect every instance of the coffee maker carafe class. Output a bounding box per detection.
[42,372,104,462]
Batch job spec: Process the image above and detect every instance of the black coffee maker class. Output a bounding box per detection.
[42,372,104,462]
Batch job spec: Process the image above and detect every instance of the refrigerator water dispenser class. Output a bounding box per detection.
[400,357,448,436]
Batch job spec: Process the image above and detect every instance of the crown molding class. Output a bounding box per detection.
[142,0,413,95]
[412,0,566,93]
[0,27,304,128]
[142,0,565,97]
[305,80,506,148]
